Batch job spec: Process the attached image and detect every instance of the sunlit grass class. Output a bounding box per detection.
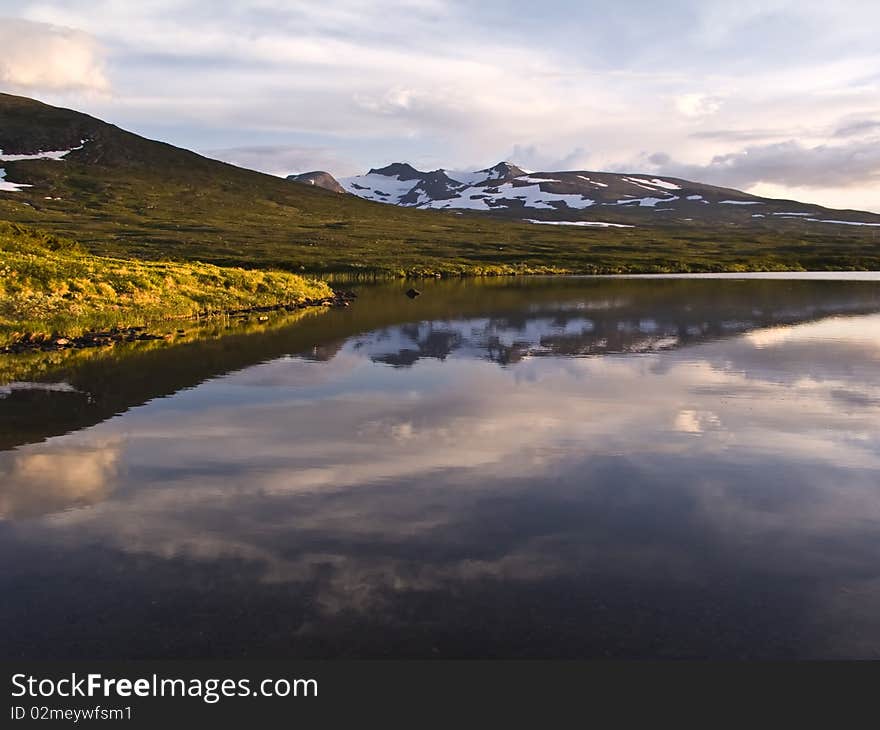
[0,221,333,344]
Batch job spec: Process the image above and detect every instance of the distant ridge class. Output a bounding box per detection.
[286,170,345,193]
[337,160,880,228]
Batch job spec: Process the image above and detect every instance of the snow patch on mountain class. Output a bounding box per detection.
[341,173,417,204]
[806,218,880,227]
[0,169,29,191]
[0,143,85,192]
[577,175,608,187]
[0,146,82,162]
[446,169,488,186]
[420,181,595,211]
[424,193,498,211]
[627,177,682,191]
[614,196,677,207]
[526,219,634,228]
[623,177,661,192]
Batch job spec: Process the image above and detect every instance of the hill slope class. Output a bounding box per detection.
[2,93,880,275]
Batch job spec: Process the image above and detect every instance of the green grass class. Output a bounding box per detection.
[0,221,332,344]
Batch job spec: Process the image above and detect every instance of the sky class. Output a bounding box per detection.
[1,0,879,211]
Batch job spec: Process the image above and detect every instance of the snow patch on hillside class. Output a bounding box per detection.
[614,196,678,207]
[416,191,495,210]
[526,219,634,228]
[0,169,30,191]
[624,177,659,192]
[421,182,595,211]
[630,177,682,190]
[0,143,86,193]
[806,218,880,227]
[625,177,681,192]
[0,143,85,162]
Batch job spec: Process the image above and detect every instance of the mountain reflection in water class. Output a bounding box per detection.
[1,276,880,659]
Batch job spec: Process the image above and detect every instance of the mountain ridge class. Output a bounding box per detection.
[332,160,880,227]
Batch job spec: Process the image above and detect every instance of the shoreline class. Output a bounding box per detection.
[320,263,880,283]
[1,290,357,354]
[6,267,880,354]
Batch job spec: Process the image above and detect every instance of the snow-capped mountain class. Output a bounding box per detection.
[329,161,880,228]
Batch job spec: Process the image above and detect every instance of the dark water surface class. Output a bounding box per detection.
[3,275,880,659]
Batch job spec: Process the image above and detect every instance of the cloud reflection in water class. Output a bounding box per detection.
[2,284,880,658]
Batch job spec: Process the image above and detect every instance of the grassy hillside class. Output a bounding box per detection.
[1,93,879,275]
[0,221,332,344]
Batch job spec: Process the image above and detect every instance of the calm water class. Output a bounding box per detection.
[3,275,880,659]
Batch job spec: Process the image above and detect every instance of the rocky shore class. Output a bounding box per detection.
[1,290,357,354]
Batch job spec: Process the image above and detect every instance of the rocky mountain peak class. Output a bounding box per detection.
[286,170,346,194]
[481,161,527,181]
[366,162,423,180]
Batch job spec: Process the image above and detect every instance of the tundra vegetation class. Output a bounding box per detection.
[0,221,332,346]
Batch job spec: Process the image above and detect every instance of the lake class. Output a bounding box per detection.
[2,274,880,659]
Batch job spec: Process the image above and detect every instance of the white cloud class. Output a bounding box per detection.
[645,136,880,192]
[4,1,880,209]
[0,441,120,518]
[675,93,723,118]
[204,145,359,177]
[0,18,108,92]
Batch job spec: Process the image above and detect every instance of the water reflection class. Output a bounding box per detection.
[2,277,880,658]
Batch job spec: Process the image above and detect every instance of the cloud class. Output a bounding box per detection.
[834,119,880,138]
[647,136,880,190]
[204,145,359,177]
[9,306,880,655]
[689,128,797,142]
[6,1,880,208]
[0,18,108,92]
[0,442,120,518]
[675,93,723,118]
[505,145,592,173]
